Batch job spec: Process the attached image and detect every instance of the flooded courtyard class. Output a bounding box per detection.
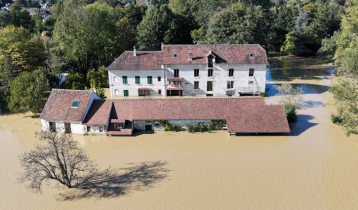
[1,55,358,210]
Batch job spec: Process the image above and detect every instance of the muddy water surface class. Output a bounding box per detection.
[1,56,358,210]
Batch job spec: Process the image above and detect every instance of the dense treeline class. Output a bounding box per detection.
[0,0,355,124]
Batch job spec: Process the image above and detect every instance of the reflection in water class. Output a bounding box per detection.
[267,55,336,81]
[266,83,329,96]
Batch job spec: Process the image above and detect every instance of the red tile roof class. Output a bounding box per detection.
[83,100,113,125]
[40,89,96,122]
[106,44,267,71]
[226,105,290,133]
[106,51,162,70]
[162,44,268,65]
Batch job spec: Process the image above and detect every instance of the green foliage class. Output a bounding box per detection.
[87,66,108,88]
[0,7,34,30]
[60,73,85,90]
[136,4,188,50]
[318,31,340,62]
[164,123,181,132]
[260,91,268,97]
[331,113,343,124]
[205,3,269,47]
[330,3,358,135]
[0,85,9,110]
[186,122,212,133]
[8,69,50,114]
[0,26,47,86]
[284,103,297,122]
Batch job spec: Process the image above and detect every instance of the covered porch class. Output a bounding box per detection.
[106,119,133,136]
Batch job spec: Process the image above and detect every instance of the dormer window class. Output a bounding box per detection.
[249,53,254,57]
[173,53,178,58]
[71,100,80,108]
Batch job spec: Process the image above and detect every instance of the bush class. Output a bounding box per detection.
[284,103,297,122]
[260,92,268,97]
[331,113,343,124]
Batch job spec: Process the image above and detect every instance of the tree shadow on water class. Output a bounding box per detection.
[58,161,170,201]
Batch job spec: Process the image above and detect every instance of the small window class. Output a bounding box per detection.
[208,69,213,77]
[135,76,140,84]
[227,81,234,89]
[122,76,128,84]
[173,53,178,58]
[49,122,56,132]
[99,126,104,132]
[207,81,213,91]
[124,90,129,96]
[248,81,254,84]
[229,69,234,77]
[249,68,254,77]
[114,89,119,95]
[113,76,118,82]
[174,69,179,77]
[158,89,162,94]
[71,100,80,108]
[87,126,91,132]
[194,81,199,90]
[147,76,152,84]
[194,69,199,77]
[249,53,254,57]
[158,76,161,82]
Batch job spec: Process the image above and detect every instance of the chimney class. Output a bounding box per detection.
[133,46,136,57]
[93,87,97,94]
[188,51,193,61]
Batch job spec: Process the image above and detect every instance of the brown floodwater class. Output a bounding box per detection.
[1,55,358,210]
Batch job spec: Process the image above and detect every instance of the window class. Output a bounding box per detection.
[87,126,91,132]
[123,90,129,96]
[65,123,71,133]
[249,68,254,77]
[135,76,140,84]
[229,69,234,77]
[49,122,56,132]
[194,81,199,90]
[114,89,119,95]
[99,126,104,132]
[113,76,118,82]
[71,100,80,108]
[173,53,178,58]
[174,69,179,77]
[248,81,254,84]
[114,123,123,130]
[227,81,234,89]
[208,69,213,77]
[147,76,152,84]
[122,76,128,84]
[207,81,213,91]
[194,69,199,77]
[249,53,254,57]
[158,76,161,82]
[158,89,162,94]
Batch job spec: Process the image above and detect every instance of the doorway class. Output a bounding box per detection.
[65,123,71,133]
[145,125,153,131]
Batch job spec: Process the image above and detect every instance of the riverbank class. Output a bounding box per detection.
[1,55,358,210]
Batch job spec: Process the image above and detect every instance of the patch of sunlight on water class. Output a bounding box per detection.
[1,56,358,210]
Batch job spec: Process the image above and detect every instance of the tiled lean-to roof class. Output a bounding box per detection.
[106,44,268,71]
[83,100,113,125]
[40,89,95,122]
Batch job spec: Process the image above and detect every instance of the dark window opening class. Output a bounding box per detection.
[208,69,213,77]
[194,81,199,89]
[174,69,179,77]
[194,69,199,77]
[49,122,56,132]
[249,68,254,77]
[135,76,140,84]
[65,123,71,133]
[229,69,234,77]
[158,76,161,82]
[147,76,152,84]
[123,76,128,84]
[207,81,213,91]
[227,81,234,89]
[158,89,162,94]
[87,126,91,132]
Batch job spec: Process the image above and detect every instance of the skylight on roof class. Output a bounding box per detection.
[173,53,178,58]
[249,53,254,57]
[71,100,80,108]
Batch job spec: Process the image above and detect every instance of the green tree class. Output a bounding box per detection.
[136,4,187,50]
[60,73,85,90]
[0,6,34,29]
[0,26,47,86]
[204,3,269,47]
[8,69,50,114]
[86,65,108,88]
[330,3,358,135]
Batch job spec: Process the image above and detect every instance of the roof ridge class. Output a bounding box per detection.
[162,44,261,47]
[52,88,92,92]
[107,96,263,101]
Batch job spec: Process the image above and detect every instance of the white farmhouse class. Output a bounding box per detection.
[106,44,268,97]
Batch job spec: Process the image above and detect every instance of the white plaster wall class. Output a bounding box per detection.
[108,70,165,96]
[41,119,50,131]
[40,120,84,134]
[165,64,266,96]
[70,122,85,134]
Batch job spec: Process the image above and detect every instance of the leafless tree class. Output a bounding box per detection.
[19,131,98,192]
